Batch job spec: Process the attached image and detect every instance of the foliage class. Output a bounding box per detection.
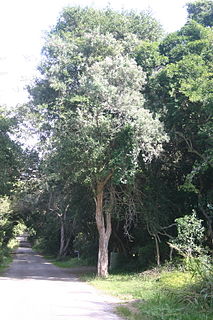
[0,105,26,260]
[186,0,213,27]
[52,6,163,41]
[0,108,22,196]
[0,197,16,248]
[51,53,167,187]
[170,210,205,258]
[0,196,20,268]
[141,15,213,253]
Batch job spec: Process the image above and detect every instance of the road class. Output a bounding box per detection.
[0,237,122,320]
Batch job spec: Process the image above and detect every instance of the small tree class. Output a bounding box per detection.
[170,210,205,259]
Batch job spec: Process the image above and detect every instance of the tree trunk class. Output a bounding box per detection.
[58,205,70,258]
[154,234,161,266]
[95,179,112,277]
[98,232,110,277]
[59,217,65,257]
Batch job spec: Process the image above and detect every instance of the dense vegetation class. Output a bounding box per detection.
[0,0,212,316]
[0,109,24,264]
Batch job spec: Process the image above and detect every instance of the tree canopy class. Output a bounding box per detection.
[0,109,22,196]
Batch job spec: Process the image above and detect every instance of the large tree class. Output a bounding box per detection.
[49,54,167,276]
[28,7,167,276]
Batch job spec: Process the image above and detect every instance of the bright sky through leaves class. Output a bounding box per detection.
[0,0,189,107]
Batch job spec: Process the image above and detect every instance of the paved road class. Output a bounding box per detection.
[0,237,122,320]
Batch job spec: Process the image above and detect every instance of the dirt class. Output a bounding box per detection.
[0,237,123,320]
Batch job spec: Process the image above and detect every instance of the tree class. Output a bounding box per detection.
[0,108,22,196]
[0,197,14,249]
[27,7,167,276]
[169,210,205,258]
[0,108,25,254]
[187,0,213,27]
[43,54,167,276]
[140,17,213,250]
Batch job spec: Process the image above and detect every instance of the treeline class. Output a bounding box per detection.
[0,0,212,277]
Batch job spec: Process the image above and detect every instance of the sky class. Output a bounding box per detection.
[0,0,191,108]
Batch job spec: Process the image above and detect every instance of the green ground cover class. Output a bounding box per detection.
[45,256,92,268]
[83,268,213,320]
[0,255,12,274]
[0,238,19,274]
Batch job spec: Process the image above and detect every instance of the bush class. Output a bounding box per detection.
[184,255,213,306]
[170,210,205,258]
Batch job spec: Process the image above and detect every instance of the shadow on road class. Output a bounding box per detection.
[2,235,95,282]
[0,235,122,320]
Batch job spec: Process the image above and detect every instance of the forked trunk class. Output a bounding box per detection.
[95,178,112,277]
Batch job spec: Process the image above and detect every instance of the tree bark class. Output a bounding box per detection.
[58,204,71,258]
[59,218,65,257]
[95,178,112,277]
[154,234,161,266]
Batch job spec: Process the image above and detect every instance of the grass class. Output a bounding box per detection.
[43,256,96,276]
[0,255,12,274]
[0,245,15,275]
[82,269,213,320]
[0,238,19,274]
[82,272,160,300]
[45,256,93,268]
[54,257,91,268]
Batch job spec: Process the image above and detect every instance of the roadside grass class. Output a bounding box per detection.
[45,256,92,268]
[0,238,20,274]
[53,257,91,268]
[82,272,161,300]
[0,255,12,274]
[0,239,18,274]
[82,269,213,320]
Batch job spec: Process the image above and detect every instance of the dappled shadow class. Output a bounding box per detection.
[1,238,94,282]
[0,236,122,320]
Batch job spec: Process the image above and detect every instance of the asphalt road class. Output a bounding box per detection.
[0,237,122,320]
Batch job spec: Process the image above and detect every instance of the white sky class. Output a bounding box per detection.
[0,0,190,107]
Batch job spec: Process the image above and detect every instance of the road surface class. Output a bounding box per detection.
[0,236,122,320]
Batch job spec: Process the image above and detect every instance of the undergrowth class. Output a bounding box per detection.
[0,244,15,274]
[83,265,213,320]
[50,257,92,268]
